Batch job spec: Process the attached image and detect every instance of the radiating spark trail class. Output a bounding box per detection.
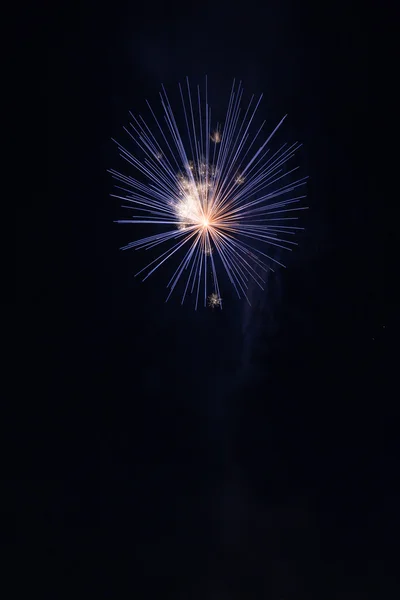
[110,78,308,308]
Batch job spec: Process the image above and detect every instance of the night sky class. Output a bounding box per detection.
[17,0,393,597]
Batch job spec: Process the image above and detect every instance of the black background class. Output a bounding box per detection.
[16,0,393,597]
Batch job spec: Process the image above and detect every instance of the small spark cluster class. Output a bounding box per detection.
[109,78,308,309]
[208,292,222,309]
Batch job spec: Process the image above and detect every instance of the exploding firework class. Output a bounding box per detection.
[109,78,308,309]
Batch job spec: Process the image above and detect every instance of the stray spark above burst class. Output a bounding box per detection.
[109,78,308,309]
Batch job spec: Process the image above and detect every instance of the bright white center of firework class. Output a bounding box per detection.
[175,185,209,228]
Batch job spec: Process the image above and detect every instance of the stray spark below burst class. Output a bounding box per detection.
[109,78,308,309]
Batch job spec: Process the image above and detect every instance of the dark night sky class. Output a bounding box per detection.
[15,0,393,597]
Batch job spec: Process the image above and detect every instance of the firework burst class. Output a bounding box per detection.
[109,78,308,309]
